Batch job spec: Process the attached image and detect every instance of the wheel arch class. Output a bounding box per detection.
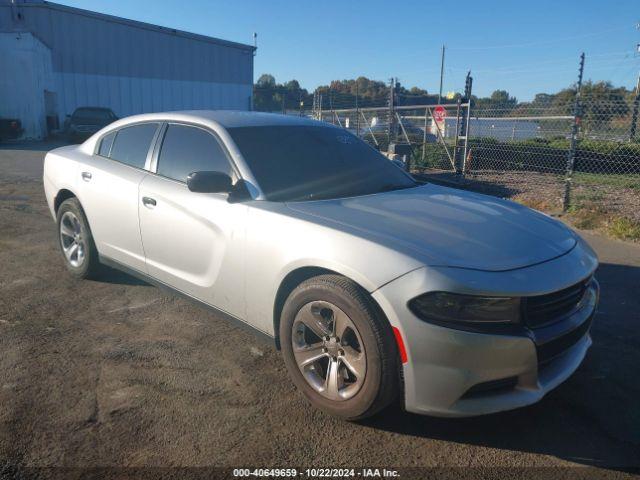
[53,189,98,253]
[272,265,390,350]
[54,188,77,213]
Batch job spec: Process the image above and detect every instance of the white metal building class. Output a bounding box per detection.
[433,117,540,141]
[0,0,255,139]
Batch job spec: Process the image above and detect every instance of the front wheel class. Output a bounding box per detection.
[280,275,399,420]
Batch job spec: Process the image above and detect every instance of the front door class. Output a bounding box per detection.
[138,123,247,318]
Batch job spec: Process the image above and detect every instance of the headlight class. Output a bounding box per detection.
[408,292,521,325]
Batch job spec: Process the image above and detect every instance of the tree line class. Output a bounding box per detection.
[253,74,434,112]
[253,73,637,125]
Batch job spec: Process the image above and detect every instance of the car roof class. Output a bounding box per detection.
[79,111,340,189]
[178,110,331,128]
[108,110,333,129]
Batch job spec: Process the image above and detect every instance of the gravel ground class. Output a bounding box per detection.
[1,143,640,478]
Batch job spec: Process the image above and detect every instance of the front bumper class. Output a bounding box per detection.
[372,238,599,417]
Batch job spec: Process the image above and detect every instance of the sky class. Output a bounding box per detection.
[56,0,640,101]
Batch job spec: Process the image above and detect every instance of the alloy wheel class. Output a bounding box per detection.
[292,301,366,401]
[59,211,86,268]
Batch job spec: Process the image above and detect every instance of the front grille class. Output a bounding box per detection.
[524,279,589,328]
[536,316,593,367]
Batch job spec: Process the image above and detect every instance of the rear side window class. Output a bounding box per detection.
[157,124,231,182]
[98,131,116,157]
[73,108,114,121]
[109,123,159,169]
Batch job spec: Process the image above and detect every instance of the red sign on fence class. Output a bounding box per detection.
[434,105,447,123]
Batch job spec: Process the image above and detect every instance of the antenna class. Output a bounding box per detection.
[253,32,257,56]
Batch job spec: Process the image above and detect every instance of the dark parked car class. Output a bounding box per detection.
[0,118,23,142]
[65,107,118,142]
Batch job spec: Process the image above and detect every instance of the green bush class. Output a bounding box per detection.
[411,143,453,170]
[465,137,640,174]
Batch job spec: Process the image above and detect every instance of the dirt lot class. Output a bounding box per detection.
[1,142,640,478]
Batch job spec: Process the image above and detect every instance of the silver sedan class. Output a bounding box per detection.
[43,111,599,419]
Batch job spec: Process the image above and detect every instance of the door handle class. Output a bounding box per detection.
[81,171,92,182]
[142,196,157,208]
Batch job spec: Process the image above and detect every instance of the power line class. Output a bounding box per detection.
[393,51,636,78]
[447,25,633,51]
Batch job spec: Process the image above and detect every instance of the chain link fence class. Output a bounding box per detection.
[311,88,469,174]
[465,96,640,225]
[253,68,640,233]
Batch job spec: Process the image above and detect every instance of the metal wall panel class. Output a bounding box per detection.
[0,2,254,83]
[54,72,252,119]
[0,1,254,134]
[0,31,55,138]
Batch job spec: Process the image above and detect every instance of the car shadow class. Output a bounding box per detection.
[93,265,149,286]
[363,262,640,472]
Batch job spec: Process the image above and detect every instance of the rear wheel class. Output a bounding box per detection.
[56,197,100,279]
[280,274,399,420]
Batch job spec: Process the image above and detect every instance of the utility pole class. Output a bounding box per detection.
[438,45,445,105]
[563,52,585,212]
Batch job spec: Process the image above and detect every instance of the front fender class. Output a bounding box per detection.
[244,204,423,335]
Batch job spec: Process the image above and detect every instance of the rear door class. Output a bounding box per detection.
[138,123,247,318]
[77,123,160,272]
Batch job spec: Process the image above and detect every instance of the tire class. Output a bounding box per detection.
[280,274,399,420]
[56,197,100,279]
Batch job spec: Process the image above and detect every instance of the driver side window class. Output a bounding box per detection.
[157,124,231,183]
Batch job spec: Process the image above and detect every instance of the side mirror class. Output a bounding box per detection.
[187,171,232,193]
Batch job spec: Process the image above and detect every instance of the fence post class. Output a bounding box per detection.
[422,106,428,165]
[329,89,335,125]
[299,91,303,116]
[388,77,396,146]
[458,71,472,176]
[356,81,360,138]
[563,52,585,212]
[453,99,462,173]
[629,74,640,141]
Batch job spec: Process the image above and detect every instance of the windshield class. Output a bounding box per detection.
[72,108,113,121]
[228,125,417,201]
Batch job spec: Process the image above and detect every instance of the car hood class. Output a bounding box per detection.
[286,184,577,272]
